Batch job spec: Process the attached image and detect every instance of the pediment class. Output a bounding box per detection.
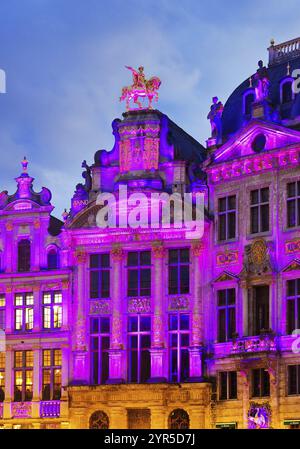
[214,271,239,283]
[282,259,300,273]
[213,120,300,163]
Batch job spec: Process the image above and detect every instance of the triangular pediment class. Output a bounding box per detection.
[214,271,239,283]
[213,120,300,163]
[282,259,300,273]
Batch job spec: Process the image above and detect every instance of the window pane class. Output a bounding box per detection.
[180,266,189,294]
[251,190,259,205]
[218,214,226,241]
[128,252,138,266]
[288,365,297,395]
[288,182,296,198]
[218,197,227,212]
[140,316,151,332]
[229,371,237,399]
[100,317,110,334]
[287,200,296,227]
[218,309,226,342]
[251,206,259,233]
[261,204,269,232]
[169,314,178,331]
[219,372,228,400]
[180,249,189,263]
[128,316,138,332]
[140,251,151,266]
[261,188,269,203]
[228,212,236,239]
[179,314,189,330]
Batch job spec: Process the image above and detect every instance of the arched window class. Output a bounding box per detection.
[168,409,190,429]
[89,410,109,429]
[281,79,293,104]
[244,91,255,116]
[18,239,31,272]
[47,248,59,270]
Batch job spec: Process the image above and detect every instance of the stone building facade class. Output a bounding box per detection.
[0,37,300,429]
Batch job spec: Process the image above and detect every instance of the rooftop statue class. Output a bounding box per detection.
[207,96,224,145]
[120,66,161,111]
[254,60,270,102]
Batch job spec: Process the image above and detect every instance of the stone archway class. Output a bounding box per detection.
[168,408,190,429]
[89,410,109,429]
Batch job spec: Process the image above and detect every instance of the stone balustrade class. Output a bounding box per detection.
[231,334,278,354]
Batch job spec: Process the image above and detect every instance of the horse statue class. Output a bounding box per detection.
[120,66,161,111]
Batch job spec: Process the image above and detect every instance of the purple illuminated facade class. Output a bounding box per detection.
[1,38,300,429]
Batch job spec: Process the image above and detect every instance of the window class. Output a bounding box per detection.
[17,239,31,272]
[219,371,237,400]
[47,249,59,270]
[287,279,300,334]
[217,289,236,342]
[0,353,5,402]
[90,254,110,299]
[14,351,33,402]
[244,91,255,116]
[0,295,5,330]
[288,365,300,395]
[128,315,151,383]
[287,181,300,228]
[14,293,34,331]
[42,349,62,400]
[89,411,109,429]
[281,80,293,104]
[127,251,151,297]
[168,249,190,295]
[169,313,190,382]
[252,368,270,397]
[217,196,236,241]
[253,286,269,335]
[168,409,190,429]
[90,317,110,385]
[250,187,269,234]
[42,291,62,330]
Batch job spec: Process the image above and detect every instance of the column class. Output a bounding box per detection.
[32,347,41,418]
[4,222,13,273]
[72,250,89,384]
[60,346,69,418]
[150,243,166,382]
[61,280,70,331]
[5,285,13,333]
[33,285,40,332]
[3,348,12,419]
[108,246,125,383]
[241,280,249,336]
[189,241,203,380]
[32,220,41,271]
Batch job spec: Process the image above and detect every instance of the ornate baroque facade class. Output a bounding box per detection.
[1,37,300,429]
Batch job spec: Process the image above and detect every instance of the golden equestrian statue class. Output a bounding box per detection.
[120,66,161,111]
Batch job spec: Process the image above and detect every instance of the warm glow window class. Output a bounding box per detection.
[0,353,5,402]
[14,350,33,402]
[14,293,34,331]
[128,315,151,383]
[169,313,190,382]
[90,317,110,385]
[217,289,236,343]
[42,291,62,329]
[42,349,62,400]
[250,187,269,234]
[168,249,190,295]
[90,254,110,299]
[127,251,151,297]
[0,295,5,330]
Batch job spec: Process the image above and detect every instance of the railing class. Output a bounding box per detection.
[40,401,60,418]
[269,37,300,65]
[231,334,278,354]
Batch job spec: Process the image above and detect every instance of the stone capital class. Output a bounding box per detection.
[152,242,165,259]
[111,246,125,262]
[191,241,203,257]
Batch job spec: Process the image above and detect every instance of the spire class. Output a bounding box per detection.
[15,157,34,199]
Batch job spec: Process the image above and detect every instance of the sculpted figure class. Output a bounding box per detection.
[207,96,224,145]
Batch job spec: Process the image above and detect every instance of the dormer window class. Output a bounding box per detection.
[17,239,31,272]
[243,90,255,116]
[281,78,294,104]
[47,248,59,270]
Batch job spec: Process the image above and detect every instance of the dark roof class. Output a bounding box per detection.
[221,55,300,139]
[48,215,64,236]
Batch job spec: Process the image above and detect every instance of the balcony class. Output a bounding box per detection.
[40,401,60,418]
[231,333,278,355]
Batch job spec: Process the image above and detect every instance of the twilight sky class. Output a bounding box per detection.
[0,0,299,217]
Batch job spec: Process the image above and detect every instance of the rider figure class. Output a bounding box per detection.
[126,66,147,90]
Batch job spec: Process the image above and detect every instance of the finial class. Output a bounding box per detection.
[62,209,69,222]
[249,76,252,88]
[270,38,275,46]
[287,62,291,76]
[21,156,28,174]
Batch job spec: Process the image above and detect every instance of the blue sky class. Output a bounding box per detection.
[0,0,299,217]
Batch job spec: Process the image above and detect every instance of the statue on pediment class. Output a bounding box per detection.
[120,66,161,110]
